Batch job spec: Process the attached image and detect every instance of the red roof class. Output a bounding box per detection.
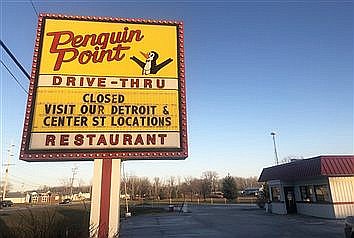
[258,155,354,182]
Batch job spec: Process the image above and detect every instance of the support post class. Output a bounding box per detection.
[90,159,121,238]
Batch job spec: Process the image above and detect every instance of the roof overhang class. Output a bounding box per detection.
[258,155,354,182]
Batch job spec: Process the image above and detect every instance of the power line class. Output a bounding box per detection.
[0,39,30,80]
[29,0,39,16]
[8,176,42,188]
[0,59,28,94]
[8,174,43,187]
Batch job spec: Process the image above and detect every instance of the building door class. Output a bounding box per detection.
[284,187,297,214]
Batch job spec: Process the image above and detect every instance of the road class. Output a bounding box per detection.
[120,204,344,238]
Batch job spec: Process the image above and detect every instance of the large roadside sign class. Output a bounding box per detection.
[20,14,187,161]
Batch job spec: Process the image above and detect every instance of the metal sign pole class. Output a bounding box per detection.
[90,159,121,238]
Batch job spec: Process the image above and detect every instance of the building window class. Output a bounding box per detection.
[41,196,48,203]
[300,186,313,202]
[314,184,330,203]
[271,186,281,202]
[32,195,38,203]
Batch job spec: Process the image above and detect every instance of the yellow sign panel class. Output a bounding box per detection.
[40,19,178,77]
[32,87,179,132]
[20,14,187,161]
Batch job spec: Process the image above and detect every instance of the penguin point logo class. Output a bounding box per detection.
[46,27,145,71]
[130,51,173,75]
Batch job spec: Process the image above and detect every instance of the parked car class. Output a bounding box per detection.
[59,198,72,205]
[345,216,354,238]
[1,200,14,207]
[241,188,260,196]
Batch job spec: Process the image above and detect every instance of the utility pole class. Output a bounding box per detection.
[270,132,279,165]
[70,166,78,199]
[2,143,14,200]
[21,183,25,203]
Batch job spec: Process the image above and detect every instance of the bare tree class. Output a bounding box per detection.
[138,177,151,199]
[115,172,265,202]
[200,171,218,200]
[234,176,262,190]
[59,178,72,195]
[176,176,182,198]
[158,178,168,200]
[181,176,193,201]
[152,177,161,199]
[124,175,140,200]
[178,177,201,201]
[167,176,176,199]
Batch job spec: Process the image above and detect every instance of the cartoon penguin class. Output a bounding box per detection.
[130,51,173,75]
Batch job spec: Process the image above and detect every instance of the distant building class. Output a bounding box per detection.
[259,155,354,219]
[66,192,91,201]
[3,190,90,204]
[5,192,26,204]
[27,191,58,204]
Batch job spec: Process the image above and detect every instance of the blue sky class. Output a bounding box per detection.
[1,1,353,191]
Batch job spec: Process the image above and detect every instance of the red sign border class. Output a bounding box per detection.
[19,13,188,161]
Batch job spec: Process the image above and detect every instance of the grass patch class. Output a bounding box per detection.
[0,202,165,238]
[0,203,90,238]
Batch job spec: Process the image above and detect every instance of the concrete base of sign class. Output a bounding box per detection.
[90,159,121,238]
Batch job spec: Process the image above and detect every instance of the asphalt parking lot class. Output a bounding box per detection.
[120,204,344,238]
